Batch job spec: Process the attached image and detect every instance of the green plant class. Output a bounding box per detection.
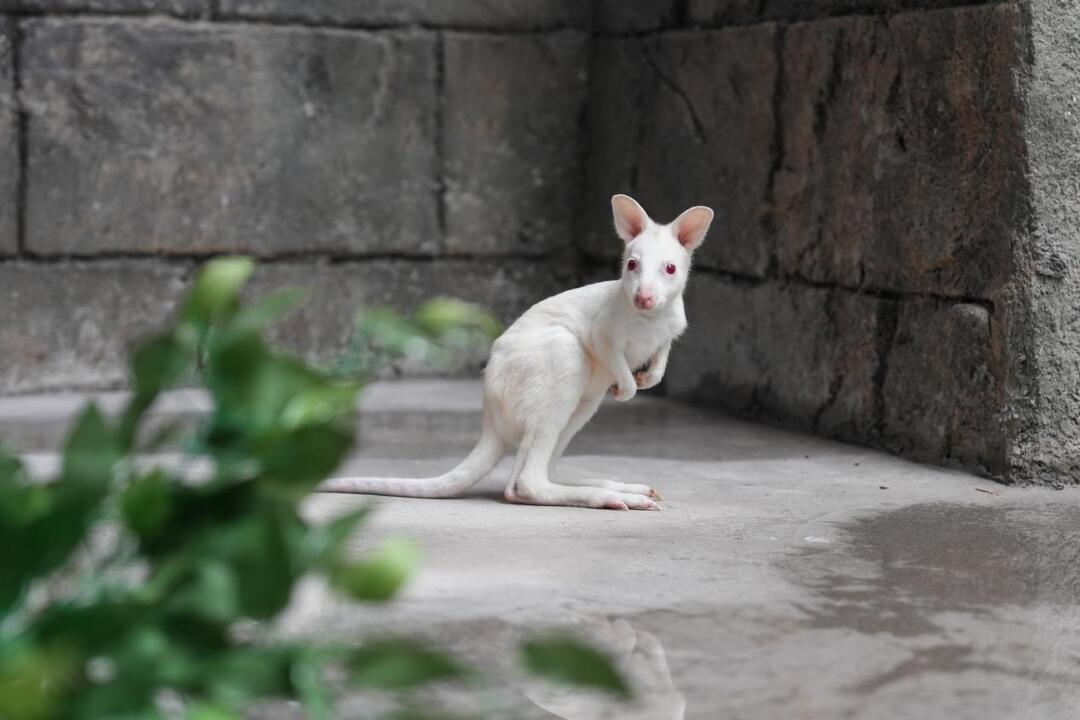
[333,296,502,381]
[0,258,626,719]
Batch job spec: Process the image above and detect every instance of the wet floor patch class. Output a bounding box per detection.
[791,502,1080,636]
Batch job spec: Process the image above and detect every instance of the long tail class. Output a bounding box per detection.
[318,424,506,498]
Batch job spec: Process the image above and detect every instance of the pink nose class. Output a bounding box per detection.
[634,293,655,310]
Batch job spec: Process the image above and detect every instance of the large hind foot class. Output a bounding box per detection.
[505,483,660,511]
[553,472,663,501]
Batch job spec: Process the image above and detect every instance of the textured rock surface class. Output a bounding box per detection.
[683,0,986,25]
[637,27,777,276]
[10,0,206,13]
[665,274,884,442]
[760,0,996,21]
[881,301,1000,472]
[215,0,588,29]
[1007,0,1080,485]
[21,19,439,256]
[583,27,777,278]
[442,32,587,256]
[0,19,16,256]
[2,0,1078,488]
[684,0,761,26]
[0,262,188,393]
[775,5,1023,298]
[592,0,680,33]
[0,259,567,393]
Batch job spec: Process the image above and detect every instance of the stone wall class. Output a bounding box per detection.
[0,1,584,394]
[1,1,1076,485]
[581,0,1076,485]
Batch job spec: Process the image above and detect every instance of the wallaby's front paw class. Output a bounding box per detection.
[610,383,636,402]
[635,370,661,390]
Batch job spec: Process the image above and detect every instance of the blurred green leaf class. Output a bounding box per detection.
[414,297,502,341]
[335,298,500,381]
[0,642,78,720]
[348,639,464,689]
[521,636,631,698]
[61,404,119,492]
[261,424,354,490]
[121,469,175,545]
[331,539,419,603]
[182,257,254,328]
[280,384,360,431]
[380,711,479,720]
[0,451,47,526]
[227,288,306,337]
[3,405,120,595]
[119,332,194,451]
[187,703,242,720]
[167,560,239,624]
[0,259,530,717]
[306,508,372,569]
[291,651,333,720]
[193,502,297,621]
[204,646,299,707]
[132,333,192,399]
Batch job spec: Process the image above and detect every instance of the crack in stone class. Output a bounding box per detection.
[871,301,900,440]
[433,31,447,244]
[813,292,845,431]
[641,37,708,146]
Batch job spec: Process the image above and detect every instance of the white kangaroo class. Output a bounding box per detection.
[320,195,713,510]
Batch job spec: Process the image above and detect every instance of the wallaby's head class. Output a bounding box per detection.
[611,194,714,313]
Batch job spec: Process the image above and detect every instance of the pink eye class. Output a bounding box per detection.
[665,263,677,275]
[626,258,638,272]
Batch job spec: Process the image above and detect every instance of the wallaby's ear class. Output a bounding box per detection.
[672,205,714,251]
[611,194,650,243]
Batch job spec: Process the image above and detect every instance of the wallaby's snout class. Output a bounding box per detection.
[633,291,656,311]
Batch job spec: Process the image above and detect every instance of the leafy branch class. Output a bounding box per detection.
[0,258,627,719]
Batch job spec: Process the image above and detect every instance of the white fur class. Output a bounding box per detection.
[320,195,714,510]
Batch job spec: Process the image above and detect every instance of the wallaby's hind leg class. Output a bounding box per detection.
[506,402,658,511]
[547,395,661,501]
[497,328,659,511]
[506,425,659,511]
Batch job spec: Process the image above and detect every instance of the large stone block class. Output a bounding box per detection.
[11,0,205,13]
[881,300,1001,472]
[0,259,567,394]
[775,5,1023,298]
[0,19,16,256]
[635,27,777,276]
[216,0,588,30]
[21,19,438,256]
[0,262,188,393]
[666,274,885,440]
[1002,0,1080,485]
[442,32,587,256]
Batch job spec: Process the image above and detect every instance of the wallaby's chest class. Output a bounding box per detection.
[623,316,682,369]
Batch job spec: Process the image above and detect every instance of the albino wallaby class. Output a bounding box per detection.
[321,195,713,510]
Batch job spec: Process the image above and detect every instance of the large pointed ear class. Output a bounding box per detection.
[611,194,650,243]
[672,205,714,251]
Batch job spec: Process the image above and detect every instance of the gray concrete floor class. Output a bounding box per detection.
[5,380,1080,719]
